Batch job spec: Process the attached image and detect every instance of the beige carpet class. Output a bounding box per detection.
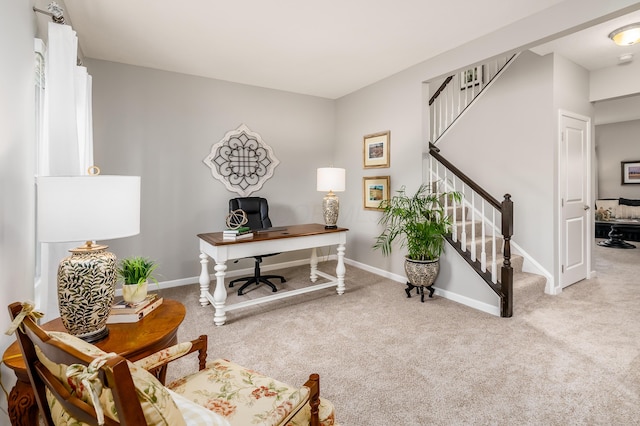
[162,242,640,425]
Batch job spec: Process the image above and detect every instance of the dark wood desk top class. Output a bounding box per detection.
[3,299,186,373]
[198,223,349,246]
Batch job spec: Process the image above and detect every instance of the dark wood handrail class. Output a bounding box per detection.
[429,143,513,318]
[428,76,453,106]
[429,143,501,209]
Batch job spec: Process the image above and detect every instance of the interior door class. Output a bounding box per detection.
[559,112,590,288]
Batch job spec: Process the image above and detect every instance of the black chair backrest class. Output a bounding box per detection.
[229,197,272,230]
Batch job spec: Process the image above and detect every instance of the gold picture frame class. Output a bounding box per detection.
[363,176,390,211]
[363,131,390,168]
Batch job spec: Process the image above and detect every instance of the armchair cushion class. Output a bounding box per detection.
[168,358,316,426]
[39,331,187,426]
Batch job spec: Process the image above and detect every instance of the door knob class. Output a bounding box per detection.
[584,205,590,210]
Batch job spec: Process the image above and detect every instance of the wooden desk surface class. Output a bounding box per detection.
[198,223,349,246]
[3,299,186,373]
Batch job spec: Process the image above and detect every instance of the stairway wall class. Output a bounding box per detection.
[435,51,556,274]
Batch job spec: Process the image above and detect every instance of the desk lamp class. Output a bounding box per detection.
[317,167,346,229]
[37,169,140,342]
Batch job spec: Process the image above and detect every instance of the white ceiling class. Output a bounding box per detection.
[530,10,640,70]
[50,0,569,99]
[37,1,640,99]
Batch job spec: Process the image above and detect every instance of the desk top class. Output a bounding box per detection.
[198,223,349,246]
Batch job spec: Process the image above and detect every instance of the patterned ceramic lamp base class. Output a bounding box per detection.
[322,192,340,229]
[57,247,116,343]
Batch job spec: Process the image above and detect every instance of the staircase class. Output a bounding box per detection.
[426,52,547,317]
[450,210,547,314]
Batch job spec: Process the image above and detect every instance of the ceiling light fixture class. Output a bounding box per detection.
[608,23,640,46]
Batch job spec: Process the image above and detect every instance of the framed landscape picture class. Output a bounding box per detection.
[363,176,390,211]
[363,131,390,168]
[621,160,640,184]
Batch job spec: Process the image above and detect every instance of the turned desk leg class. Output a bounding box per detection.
[212,262,228,326]
[199,252,210,306]
[310,248,318,282]
[336,243,346,295]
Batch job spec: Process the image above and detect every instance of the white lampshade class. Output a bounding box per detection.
[37,175,141,242]
[317,168,346,192]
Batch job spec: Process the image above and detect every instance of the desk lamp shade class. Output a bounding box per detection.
[317,168,345,229]
[37,175,141,342]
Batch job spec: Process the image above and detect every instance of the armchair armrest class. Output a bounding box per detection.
[134,335,208,373]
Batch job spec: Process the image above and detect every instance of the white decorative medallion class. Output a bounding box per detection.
[204,124,280,196]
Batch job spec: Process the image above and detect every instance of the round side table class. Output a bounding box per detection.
[2,299,186,426]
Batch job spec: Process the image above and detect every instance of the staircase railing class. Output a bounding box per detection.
[429,53,518,144]
[427,143,513,317]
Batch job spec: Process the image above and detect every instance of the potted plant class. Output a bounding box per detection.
[373,183,462,300]
[117,256,159,304]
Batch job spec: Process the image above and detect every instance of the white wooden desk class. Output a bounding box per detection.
[198,223,348,325]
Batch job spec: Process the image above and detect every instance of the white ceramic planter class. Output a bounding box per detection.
[122,281,148,304]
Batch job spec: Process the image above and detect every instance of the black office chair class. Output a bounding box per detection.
[228,197,286,296]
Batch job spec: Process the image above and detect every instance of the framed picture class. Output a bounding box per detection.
[621,160,640,184]
[363,176,390,211]
[363,131,390,168]
[460,66,483,90]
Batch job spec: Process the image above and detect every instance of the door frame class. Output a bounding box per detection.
[555,109,593,294]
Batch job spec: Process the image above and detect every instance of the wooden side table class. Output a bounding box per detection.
[2,299,186,426]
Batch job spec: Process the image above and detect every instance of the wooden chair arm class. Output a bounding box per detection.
[135,335,208,373]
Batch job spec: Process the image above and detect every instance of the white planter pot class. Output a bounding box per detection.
[122,281,148,304]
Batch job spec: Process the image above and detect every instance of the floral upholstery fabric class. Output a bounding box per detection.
[40,331,187,426]
[286,396,336,426]
[168,358,335,426]
[134,341,193,371]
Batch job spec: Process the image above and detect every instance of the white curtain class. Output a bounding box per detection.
[36,22,94,319]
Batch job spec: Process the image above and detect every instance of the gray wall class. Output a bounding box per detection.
[0,0,37,420]
[87,59,335,280]
[596,120,640,199]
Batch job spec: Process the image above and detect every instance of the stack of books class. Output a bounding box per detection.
[107,294,163,324]
[223,226,254,241]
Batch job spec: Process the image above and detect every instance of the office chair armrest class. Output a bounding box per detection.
[133,335,208,372]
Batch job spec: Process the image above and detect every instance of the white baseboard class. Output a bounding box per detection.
[343,258,500,316]
[141,255,498,316]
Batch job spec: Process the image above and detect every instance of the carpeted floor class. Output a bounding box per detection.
[162,241,640,425]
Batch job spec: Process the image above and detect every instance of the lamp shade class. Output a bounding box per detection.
[317,168,346,192]
[37,175,141,242]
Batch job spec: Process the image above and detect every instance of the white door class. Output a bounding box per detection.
[559,112,590,288]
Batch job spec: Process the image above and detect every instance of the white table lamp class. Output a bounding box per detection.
[37,172,140,342]
[317,167,345,229]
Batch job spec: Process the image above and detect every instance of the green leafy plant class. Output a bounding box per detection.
[373,183,462,261]
[117,256,159,286]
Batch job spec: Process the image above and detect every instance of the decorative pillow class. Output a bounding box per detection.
[168,358,310,426]
[168,389,231,426]
[619,197,640,206]
[596,199,619,218]
[616,205,640,219]
[40,331,186,426]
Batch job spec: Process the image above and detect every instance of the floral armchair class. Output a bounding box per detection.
[7,301,336,426]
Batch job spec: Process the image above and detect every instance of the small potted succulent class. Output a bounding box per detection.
[117,256,159,304]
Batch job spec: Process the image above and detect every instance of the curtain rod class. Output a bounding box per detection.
[33,2,66,24]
